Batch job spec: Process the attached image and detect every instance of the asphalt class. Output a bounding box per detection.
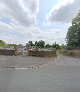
[0,55,54,69]
[0,55,80,92]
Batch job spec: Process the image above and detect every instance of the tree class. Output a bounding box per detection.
[52,42,60,50]
[0,40,6,46]
[38,40,45,48]
[35,40,45,48]
[7,44,17,46]
[45,44,52,48]
[35,41,38,46]
[66,11,80,48]
[28,41,34,46]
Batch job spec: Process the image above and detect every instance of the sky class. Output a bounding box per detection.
[0,0,80,45]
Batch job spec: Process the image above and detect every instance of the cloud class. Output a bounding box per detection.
[0,34,17,44]
[46,0,80,23]
[0,21,67,45]
[0,0,39,27]
[0,0,67,45]
[0,21,12,31]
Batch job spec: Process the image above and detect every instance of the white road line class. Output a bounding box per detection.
[15,68,28,70]
[53,58,57,63]
[0,57,57,70]
[0,56,12,61]
[39,65,42,68]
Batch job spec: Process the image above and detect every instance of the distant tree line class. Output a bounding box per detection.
[28,40,60,50]
[0,39,62,50]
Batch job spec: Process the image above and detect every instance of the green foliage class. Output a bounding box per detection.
[66,11,80,48]
[7,44,17,46]
[0,40,6,46]
[28,41,34,46]
[45,44,52,48]
[60,44,72,50]
[60,44,65,49]
[35,40,45,48]
[65,45,72,50]
[0,40,17,47]
[52,42,60,50]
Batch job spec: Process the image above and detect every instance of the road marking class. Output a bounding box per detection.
[15,68,28,70]
[0,56,57,70]
[0,56,13,61]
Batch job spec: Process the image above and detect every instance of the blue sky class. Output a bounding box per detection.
[0,0,80,45]
[37,0,59,25]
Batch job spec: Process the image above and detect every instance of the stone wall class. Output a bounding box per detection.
[0,49,15,56]
[29,50,56,57]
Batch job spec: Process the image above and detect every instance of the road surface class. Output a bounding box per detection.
[0,55,80,92]
[0,55,54,68]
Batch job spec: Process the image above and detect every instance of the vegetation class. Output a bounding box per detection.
[35,40,45,48]
[28,41,34,46]
[52,42,60,50]
[0,40,17,47]
[45,44,52,48]
[28,40,61,49]
[66,11,80,49]
[0,39,61,50]
[7,44,17,46]
[0,40,6,46]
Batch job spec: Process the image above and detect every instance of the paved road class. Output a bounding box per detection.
[0,55,54,68]
[0,55,80,92]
